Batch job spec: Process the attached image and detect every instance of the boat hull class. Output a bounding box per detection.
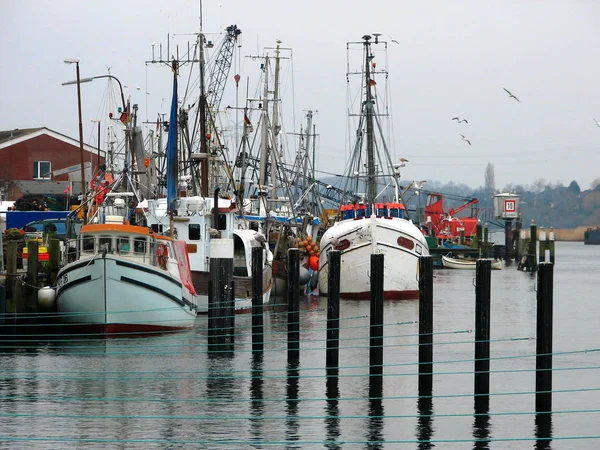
[56,255,197,332]
[441,255,502,270]
[191,265,273,314]
[318,217,429,300]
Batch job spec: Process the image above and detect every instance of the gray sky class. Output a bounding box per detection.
[1,0,599,190]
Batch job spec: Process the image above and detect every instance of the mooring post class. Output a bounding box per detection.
[251,246,264,353]
[482,224,489,258]
[548,227,555,264]
[515,216,523,262]
[326,250,341,378]
[208,239,234,351]
[538,227,547,263]
[505,219,513,263]
[536,262,554,413]
[459,228,465,246]
[287,248,300,363]
[6,241,17,302]
[475,222,483,257]
[370,253,384,379]
[418,255,434,397]
[529,221,538,272]
[474,258,491,411]
[47,238,61,286]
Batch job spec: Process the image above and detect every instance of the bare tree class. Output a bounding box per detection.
[484,162,495,193]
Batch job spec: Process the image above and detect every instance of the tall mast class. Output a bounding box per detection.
[258,56,270,218]
[363,35,376,206]
[271,40,282,203]
[198,32,209,196]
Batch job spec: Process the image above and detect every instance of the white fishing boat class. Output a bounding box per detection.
[56,172,198,334]
[441,255,502,270]
[318,34,429,300]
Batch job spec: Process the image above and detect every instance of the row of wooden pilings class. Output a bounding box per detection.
[208,246,554,414]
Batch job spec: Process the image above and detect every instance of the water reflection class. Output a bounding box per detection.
[324,374,340,449]
[285,361,300,446]
[534,412,553,450]
[416,396,434,450]
[249,354,264,443]
[366,378,384,449]
[472,404,491,450]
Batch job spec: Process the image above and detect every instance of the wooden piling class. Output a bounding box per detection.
[504,219,513,263]
[47,238,61,286]
[418,255,433,397]
[482,225,489,258]
[208,239,235,350]
[536,262,554,413]
[474,258,491,411]
[5,241,17,302]
[326,250,341,377]
[529,221,538,271]
[548,227,555,264]
[287,248,300,362]
[369,253,384,379]
[251,246,264,353]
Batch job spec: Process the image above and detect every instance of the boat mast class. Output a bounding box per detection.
[271,40,282,204]
[198,31,209,197]
[258,55,270,218]
[363,34,376,207]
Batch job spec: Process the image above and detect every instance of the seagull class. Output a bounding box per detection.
[452,117,468,124]
[460,134,471,145]
[503,88,520,102]
[207,228,221,238]
[593,118,600,128]
[389,35,400,45]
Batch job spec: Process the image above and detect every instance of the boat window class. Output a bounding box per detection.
[189,224,201,240]
[99,237,113,253]
[150,224,163,233]
[217,213,227,230]
[117,236,130,254]
[82,235,95,252]
[134,237,147,254]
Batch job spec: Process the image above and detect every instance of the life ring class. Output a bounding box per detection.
[157,244,169,267]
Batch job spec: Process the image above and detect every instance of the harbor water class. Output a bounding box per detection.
[0,241,598,448]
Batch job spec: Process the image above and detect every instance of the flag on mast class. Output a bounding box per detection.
[165,67,178,214]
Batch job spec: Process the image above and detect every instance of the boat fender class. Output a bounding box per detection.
[38,286,56,308]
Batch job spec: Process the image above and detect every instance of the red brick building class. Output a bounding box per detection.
[0,127,105,201]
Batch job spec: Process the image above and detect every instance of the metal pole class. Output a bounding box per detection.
[97,120,101,170]
[75,62,87,224]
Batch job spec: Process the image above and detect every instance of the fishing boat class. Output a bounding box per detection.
[441,254,502,270]
[145,53,272,313]
[318,34,429,300]
[55,169,198,334]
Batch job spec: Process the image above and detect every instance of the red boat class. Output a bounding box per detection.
[423,193,480,245]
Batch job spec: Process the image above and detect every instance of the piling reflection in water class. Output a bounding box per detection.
[324,375,340,449]
[416,397,434,450]
[249,354,264,441]
[472,404,491,450]
[535,412,553,450]
[366,378,384,449]
[286,361,300,445]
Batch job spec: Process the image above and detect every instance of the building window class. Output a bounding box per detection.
[33,161,51,180]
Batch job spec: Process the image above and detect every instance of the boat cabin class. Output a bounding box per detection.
[340,202,406,220]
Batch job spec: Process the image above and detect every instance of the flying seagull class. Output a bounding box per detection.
[503,87,520,102]
[452,117,468,123]
[593,118,600,128]
[389,35,400,45]
[460,134,471,145]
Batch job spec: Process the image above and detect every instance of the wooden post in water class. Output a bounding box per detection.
[538,227,547,263]
[536,262,554,413]
[26,240,39,313]
[369,254,384,380]
[208,239,234,351]
[47,238,61,286]
[251,246,264,353]
[548,227,555,264]
[5,241,17,302]
[326,250,341,378]
[474,258,491,411]
[482,224,489,258]
[287,248,300,363]
[476,222,483,257]
[418,255,433,397]
[514,216,522,262]
[504,219,513,263]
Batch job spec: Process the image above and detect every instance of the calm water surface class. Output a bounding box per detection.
[0,241,598,449]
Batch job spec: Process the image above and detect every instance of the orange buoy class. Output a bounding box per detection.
[308,255,319,271]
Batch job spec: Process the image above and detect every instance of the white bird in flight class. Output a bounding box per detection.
[452,117,468,124]
[593,118,600,128]
[460,134,471,145]
[503,88,520,102]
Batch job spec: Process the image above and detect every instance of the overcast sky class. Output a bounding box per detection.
[1,0,599,191]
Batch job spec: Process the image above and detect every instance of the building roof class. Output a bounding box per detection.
[0,128,44,145]
[11,180,83,196]
[0,127,105,156]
